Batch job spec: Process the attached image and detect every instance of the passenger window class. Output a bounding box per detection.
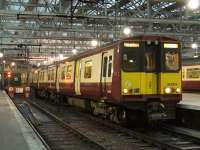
[61,66,67,80]
[84,61,92,79]
[182,70,185,79]
[42,72,44,81]
[40,72,42,81]
[108,56,112,77]
[103,57,108,77]
[40,72,43,81]
[66,65,72,79]
[48,70,51,81]
[51,70,54,81]
[39,73,41,81]
[48,71,50,81]
[187,68,200,79]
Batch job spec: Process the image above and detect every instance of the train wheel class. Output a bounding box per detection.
[90,101,97,115]
[108,107,118,122]
[116,108,127,125]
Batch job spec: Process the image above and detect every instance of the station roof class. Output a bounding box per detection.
[0,0,200,66]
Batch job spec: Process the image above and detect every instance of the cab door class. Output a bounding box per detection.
[144,43,160,95]
[56,65,60,92]
[101,50,113,98]
[75,60,81,95]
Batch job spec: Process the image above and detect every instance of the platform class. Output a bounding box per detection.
[0,90,47,150]
[177,93,200,110]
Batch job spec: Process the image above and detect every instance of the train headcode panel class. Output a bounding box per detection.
[30,35,181,123]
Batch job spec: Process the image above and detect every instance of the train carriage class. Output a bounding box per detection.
[30,35,182,123]
[58,61,75,95]
[4,71,30,98]
[182,65,200,91]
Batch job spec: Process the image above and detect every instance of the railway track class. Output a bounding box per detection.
[13,98,105,150]
[15,97,200,150]
[27,99,158,150]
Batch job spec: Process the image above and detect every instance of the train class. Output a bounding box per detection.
[3,71,30,98]
[182,65,200,91]
[29,35,182,123]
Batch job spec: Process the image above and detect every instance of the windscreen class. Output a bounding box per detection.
[121,41,180,72]
[122,42,141,72]
[163,43,180,72]
[5,73,22,86]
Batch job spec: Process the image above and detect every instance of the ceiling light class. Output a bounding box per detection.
[43,60,47,64]
[194,55,199,58]
[11,62,15,66]
[59,54,64,60]
[0,52,3,58]
[91,40,98,47]
[3,60,6,64]
[192,43,198,49]
[123,27,131,35]
[37,63,41,67]
[49,57,55,62]
[188,0,199,10]
[72,49,77,54]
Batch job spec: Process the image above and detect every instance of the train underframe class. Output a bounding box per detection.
[32,87,177,124]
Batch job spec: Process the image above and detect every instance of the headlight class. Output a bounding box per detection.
[176,88,181,93]
[123,89,128,94]
[25,87,30,92]
[165,87,172,94]
[9,87,13,92]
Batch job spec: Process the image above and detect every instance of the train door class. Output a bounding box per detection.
[56,65,59,92]
[101,50,113,98]
[75,60,81,95]
[145,42,160,95]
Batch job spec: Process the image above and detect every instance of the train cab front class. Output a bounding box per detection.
[120,37,182,121]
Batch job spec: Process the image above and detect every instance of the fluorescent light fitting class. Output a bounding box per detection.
[123,27,131,35]
[0,52,3,58]
[91,40,98,47]
[188,0,199,10]
[72,49,77,54]
[192,43,198,49]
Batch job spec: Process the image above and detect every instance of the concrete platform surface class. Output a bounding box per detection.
[0,91,47,150]
[178,93,200,110]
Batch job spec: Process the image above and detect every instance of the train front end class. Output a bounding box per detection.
[5,72,30,98]
[120,36,182,121]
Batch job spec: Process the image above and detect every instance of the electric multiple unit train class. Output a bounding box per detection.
[30,35,182,123]
[3,71,30,98]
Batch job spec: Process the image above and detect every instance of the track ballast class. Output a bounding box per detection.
[14,96,200,150]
